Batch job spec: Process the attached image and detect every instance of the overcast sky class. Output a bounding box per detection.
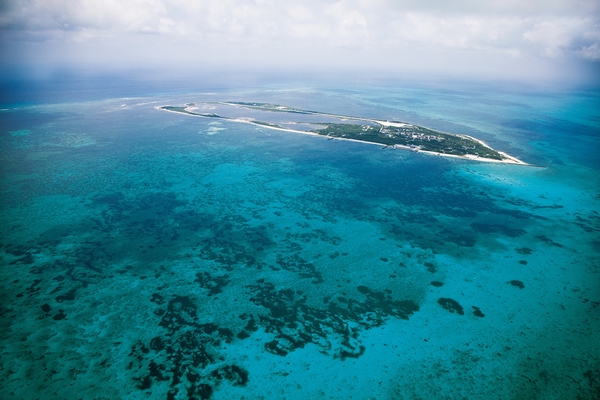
[1,0,599,83]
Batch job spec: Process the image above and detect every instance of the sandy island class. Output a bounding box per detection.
[157,105,531,166]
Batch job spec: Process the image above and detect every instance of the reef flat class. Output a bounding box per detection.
[160,102,527,165]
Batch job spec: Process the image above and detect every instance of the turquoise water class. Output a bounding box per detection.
[1,83,599,399]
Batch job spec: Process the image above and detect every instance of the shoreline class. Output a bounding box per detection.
[157,106,533,166]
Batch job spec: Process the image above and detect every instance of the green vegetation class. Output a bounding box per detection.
[312,123,505,160]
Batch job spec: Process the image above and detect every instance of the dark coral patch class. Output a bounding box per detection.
[150,336,164,351]
[55,288,76,302]
[519,260,528,265]
[274,254,323,283]
[210,365,249,386]
[41,303,51,313]
[237,331,250,339]
[536,235,563,247]
[26,279,43,296]
[265,335,300,356]
[472,306,485,317]
[150,293,164,305]
[188,383,213,400]
[237,313,258,339]
[444,235,476,247]
[246,280,419,360]
[471,223,526,237]
[129,295,245,397]
[437,298,464,315]
[10,253,35,265]
[194,272,230,296]
[430,281,444,287]
[53,310,67,320]
[509,280,525,289]
[356,285,370,294]
[516,247,533,255]
[148,360,169,382]
[424,262,437,273]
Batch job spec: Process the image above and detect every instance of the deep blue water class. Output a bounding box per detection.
[1,81,599,399]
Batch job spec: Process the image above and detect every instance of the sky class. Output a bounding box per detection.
[1,0,599,84]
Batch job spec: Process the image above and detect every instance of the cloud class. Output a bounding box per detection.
[1,0,598,81]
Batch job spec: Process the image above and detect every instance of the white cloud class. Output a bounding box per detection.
[579,43,600,60]
[1,0,598,81]
[522,18,590,57]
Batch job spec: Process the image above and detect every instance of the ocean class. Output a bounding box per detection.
[1,80,599,399]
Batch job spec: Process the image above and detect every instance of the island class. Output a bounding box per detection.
[158,102,527,165]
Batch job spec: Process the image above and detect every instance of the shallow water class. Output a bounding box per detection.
[1,83,599,399]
